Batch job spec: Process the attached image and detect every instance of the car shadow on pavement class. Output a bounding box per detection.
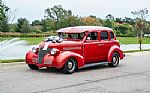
[34,68,64,74]
[77,64,109,73]
[29,64,113,74]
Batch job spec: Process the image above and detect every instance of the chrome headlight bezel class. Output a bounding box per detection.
[32,46,39,53]
[50,48,60,55]
[50,48,57,55]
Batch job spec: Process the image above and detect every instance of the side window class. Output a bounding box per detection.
[100,31,108,40]
[87,32,98,40]
[110,32,115,39]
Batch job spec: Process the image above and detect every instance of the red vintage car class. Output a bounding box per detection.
[26,26,125,74]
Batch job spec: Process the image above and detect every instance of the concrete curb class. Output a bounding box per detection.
[125,51,150,55]
[1,62,25,65]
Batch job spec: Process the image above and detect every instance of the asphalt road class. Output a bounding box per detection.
[1,52,150,93]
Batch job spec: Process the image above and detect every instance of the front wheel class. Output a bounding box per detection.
[28,64,39,70]
[108,52,119,67]
[62,57,77,74]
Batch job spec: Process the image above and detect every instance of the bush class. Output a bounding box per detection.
[0,32,57,37]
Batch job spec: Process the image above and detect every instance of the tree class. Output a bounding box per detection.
[81,16,102,26]
[115,18,123,24]
[9,23,17,32]
[41,19,55,32]
[104,14,115,28]
[106,14,114,21]
[123,17,135,25]
[0,0,10,32]
[16,18,30,33]
[97,18,104,26]
[89,15,97,19]
[131,8,149,50]
[32,20,42,26]
[60,15,83,27]
[144,21,150,34]
[104,19,114,28]
[45,5,72,30]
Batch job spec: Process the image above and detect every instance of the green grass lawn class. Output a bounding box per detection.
[0,59,25,63]
[1,37,150,45]
[117,37,150,44]
[20,37,45,45]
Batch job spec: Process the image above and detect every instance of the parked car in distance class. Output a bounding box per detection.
[26,26,125,74]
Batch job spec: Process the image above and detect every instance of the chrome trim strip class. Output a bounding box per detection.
[63,47,81,51]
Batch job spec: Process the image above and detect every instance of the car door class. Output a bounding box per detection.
[83,32,102,63]
[99,31,111,59]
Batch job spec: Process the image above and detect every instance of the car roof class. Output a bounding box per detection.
[57,26,113,33]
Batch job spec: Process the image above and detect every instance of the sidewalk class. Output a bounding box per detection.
[125,51,150,56]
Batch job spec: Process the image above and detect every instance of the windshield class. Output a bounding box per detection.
[59,33,85,41]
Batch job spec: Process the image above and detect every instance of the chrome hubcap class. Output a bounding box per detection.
[68,61,73,69]
[113,56,118,65]
[113,57,117,63]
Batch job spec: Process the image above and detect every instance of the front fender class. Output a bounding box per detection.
[25,51,37,64]
[107,45,124,62]
[54,51,85,69]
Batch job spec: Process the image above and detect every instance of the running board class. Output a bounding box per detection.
[79,62,109,69]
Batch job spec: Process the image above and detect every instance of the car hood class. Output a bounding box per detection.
[39,41,82,51]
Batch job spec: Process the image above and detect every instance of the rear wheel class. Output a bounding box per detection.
[108,52,119,67]
[28,64,39,70]
[62,57,77,74]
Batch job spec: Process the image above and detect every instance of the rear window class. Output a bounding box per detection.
[110,32,114,39]
[101,31,108,40]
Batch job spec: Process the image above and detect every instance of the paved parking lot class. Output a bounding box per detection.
[1,52,150,93]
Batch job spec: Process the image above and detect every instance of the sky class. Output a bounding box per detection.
[3,0,150,23]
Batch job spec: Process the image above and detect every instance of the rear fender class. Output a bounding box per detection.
[107,45,124,62]
[55,51,85,69]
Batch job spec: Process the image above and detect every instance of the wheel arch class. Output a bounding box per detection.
[107,45,124,62]
[55,51,85,69]
[114,51,120,56]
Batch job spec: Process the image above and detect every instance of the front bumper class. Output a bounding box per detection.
[25,51,64,69]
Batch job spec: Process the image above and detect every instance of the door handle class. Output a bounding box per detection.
[98,44,104,46]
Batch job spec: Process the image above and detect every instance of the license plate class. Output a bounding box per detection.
[44,59,52,64]
[32,57,38,63]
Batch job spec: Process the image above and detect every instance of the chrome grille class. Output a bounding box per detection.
[38,48,51,64]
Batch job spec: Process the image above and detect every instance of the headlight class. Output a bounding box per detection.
[32,46,39,53]
[50,48,56,55]
[50,48,60,55]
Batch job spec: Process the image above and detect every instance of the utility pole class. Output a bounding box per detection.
[131,8,148,50]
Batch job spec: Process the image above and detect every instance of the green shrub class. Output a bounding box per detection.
[0,32,57,37]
